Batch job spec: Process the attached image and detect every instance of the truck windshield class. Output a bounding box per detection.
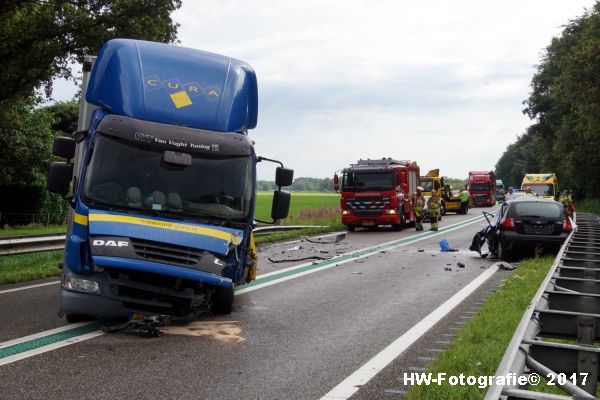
[83,134,253,221]
[343,171,393,190]
[419,178,433,192]
[521,184,554,196]
[470,183,490,191]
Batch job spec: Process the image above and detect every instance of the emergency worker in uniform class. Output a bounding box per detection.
[412,187,425,231]
[427,190,441,231]
[459,184,469,214]
[560,190,573,216]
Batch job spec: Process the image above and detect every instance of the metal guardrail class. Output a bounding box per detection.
[485,213,600,400]
[0,225,329,256]
[0,234,67,256]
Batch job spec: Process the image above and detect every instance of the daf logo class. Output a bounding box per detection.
[92,239,129,247]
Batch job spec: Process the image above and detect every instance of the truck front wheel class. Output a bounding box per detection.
[213,285,234,315]
[346,225,356,232]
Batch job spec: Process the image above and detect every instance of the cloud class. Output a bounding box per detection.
[52,0,595,181]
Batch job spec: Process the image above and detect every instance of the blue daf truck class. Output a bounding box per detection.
[48,39,293,321]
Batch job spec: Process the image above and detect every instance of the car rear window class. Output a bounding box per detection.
[514,202,562,219]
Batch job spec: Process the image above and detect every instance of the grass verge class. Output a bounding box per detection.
[406,257,555,400]
[577,198,600,215]
[0,250,63,285]
[0,224,67,238]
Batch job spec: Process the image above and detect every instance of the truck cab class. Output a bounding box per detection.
[521,173,558,200]
[47,39,293,321]
[468,170,496,207]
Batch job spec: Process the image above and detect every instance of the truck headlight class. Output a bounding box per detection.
[63,274,100,294]
[385,209,396,214]
[342,210,350,215]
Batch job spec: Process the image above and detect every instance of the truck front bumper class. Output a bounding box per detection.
[342,214,402,227]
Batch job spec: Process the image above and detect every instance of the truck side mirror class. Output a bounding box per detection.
[271,190,291,220]
[275,167,294,187]
[52,136,76,159]
[333,174,339,192]
[47,162,73,195]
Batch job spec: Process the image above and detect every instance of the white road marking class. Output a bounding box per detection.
[320,263,498,400]
[0,280,59,295]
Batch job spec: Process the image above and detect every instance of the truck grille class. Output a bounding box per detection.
[130,238,202,266]
[347,197,389,217]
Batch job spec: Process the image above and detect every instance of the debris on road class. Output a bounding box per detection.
[495,261,518,270]
[268,255,332,263]
[444,267,452,271]
[457,262,465,268]
[305,233,346,244]
[439,238,459,252]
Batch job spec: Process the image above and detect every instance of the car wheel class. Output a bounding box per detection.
[213,285,234,315]
[498,239,511,261]
[441,202,446,216]
[346,225,355,232]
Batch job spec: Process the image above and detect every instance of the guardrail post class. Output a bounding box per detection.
[577,349,598,395]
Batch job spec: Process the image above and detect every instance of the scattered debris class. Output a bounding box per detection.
[439,239,459,252]
[457,262,465,268]
[268,255,332,263]
[305,233,346,244]
[103,315,167,338]
[351,271,363,275]
[417,249,424,252]
[444,267,452,271]
[495,261,518,271]
[285,245,302,251]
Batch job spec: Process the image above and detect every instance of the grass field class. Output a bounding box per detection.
[255,191,340,224]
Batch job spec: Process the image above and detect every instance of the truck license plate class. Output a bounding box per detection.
[129,313,149,321]
[362,220,375,226]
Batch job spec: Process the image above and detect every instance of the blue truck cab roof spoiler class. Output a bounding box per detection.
[86,39,258,133]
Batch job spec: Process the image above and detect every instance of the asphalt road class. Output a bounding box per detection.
[0,208,502,399]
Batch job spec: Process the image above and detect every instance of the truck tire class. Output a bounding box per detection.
[441,202,446,216]
[346,225,355,232]
[213,285,234,315]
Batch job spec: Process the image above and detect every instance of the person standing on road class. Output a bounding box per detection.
[459,184,469,214]
[412,187,425,231]
[427,190,441,231]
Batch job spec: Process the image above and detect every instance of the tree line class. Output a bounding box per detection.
[496,2,600,198]
[0,0,182,226]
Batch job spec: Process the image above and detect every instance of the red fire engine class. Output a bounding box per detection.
[334,158,420,231]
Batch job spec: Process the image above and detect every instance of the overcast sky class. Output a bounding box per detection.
[52,0,595,180]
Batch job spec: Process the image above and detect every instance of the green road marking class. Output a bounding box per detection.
[0,212,490,364]
[0,322,103,359]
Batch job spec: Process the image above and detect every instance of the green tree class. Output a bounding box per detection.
[0,0,182,103]
[496,2,600,196]
[0,98,55,188]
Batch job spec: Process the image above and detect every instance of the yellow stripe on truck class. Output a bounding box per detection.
[73,212,88,226]
[88,213,242,245]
